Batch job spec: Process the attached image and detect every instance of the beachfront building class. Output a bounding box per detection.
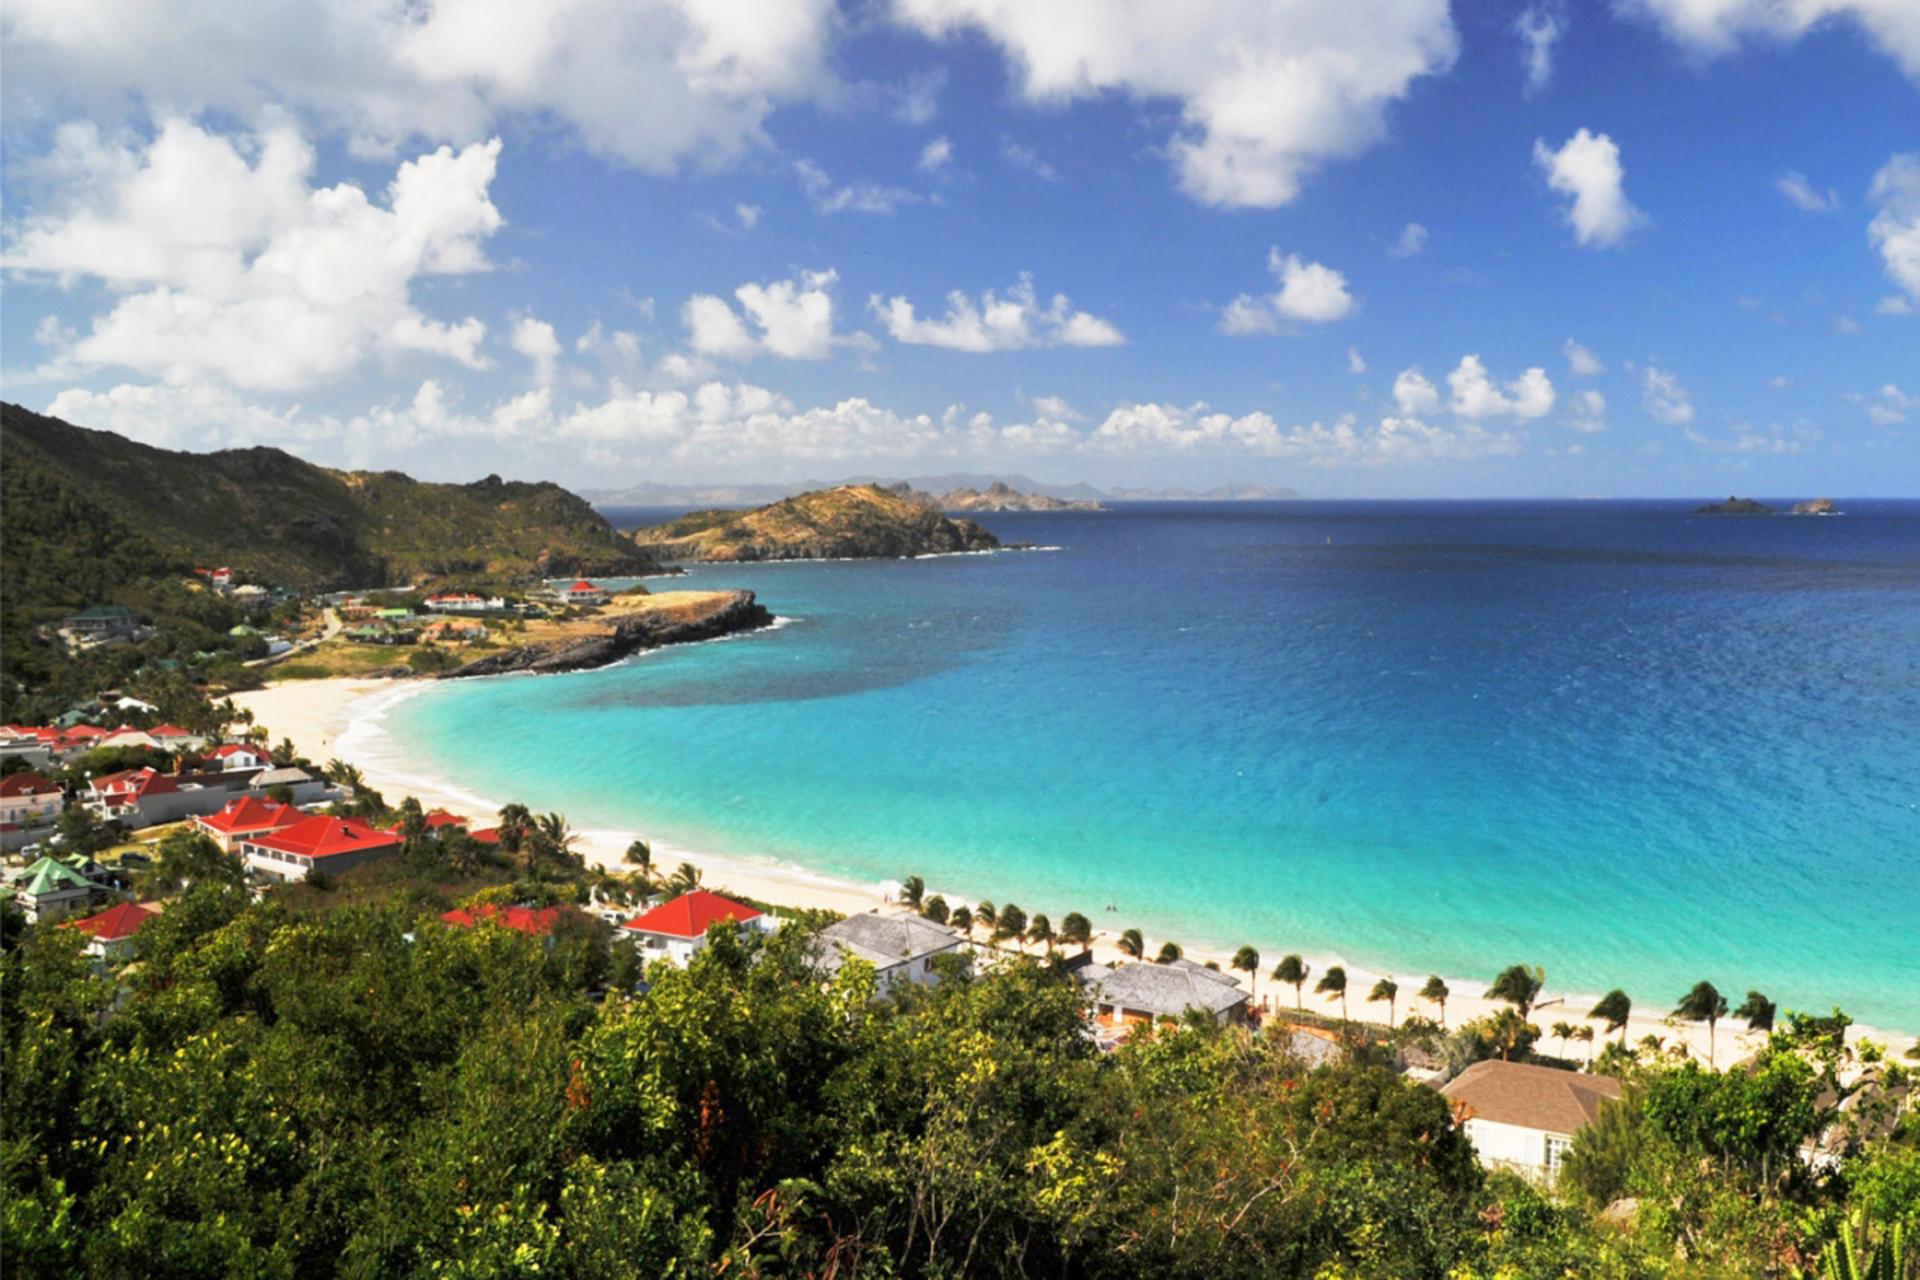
[146,724,201,750]
[68,900,161,964]
[812,912,967,996]
[194,796,305,851]
[12,855,102,923]
[237,815,403,883]
[0,772,64,851]
[563,579,609,606]
[1078,958,1250,1031]
[621,890,772,966]
[248,765,331,805]
[83,767,258,829]
[421,619,487,644]
[1439,1059,1622,1184]
[424,593,507,614]
[203,743,268,772]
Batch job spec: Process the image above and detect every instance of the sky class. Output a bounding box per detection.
[1,0,1916,498]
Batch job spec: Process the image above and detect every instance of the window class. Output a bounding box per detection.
[1545,1135,1572,1177]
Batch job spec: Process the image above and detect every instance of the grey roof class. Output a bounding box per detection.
[814,912,963,974]
[1440,1060,1621,1135]
[252,767,315,786]
[1082,959,1249,1019]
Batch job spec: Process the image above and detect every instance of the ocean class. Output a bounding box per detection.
[377,500,1920,1028]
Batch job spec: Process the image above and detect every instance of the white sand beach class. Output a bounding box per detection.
[233,674,1917,1064]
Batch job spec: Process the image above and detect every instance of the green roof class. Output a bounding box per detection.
[229,624,261,637]
[20,856,95,897]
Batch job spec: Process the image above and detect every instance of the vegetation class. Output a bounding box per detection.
[626,484,999,561]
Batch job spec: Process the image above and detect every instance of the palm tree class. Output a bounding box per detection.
[950,905,973,936]
[1485,964,1546,1019]
[1273,954,1309,1011]
[1316,965,1348,1020]
[1590,989,1633,1043]
[901,875,925,910]
[1026,913,1054,954]
[624,838,653,878]
[396,795,427,844]
[1155,940,1182,964]
[496,803,533,857]
[1231,946,1260,1007]
[1734,990,1776,1034]
[1419,975,1450,1027]
[994,903,1026,952]
[1059,912,1093,954]
[975,902,997,938]
[921,894,950,925]
[1489,1007,1533,1061]
[1367,977,1399,1027]
[530,812,580,874]
[1551,1021,1574,1059]
[668,862,703,895]
[1574,1024,1596,1066]
[1674,980,1730,1067]
[1116,927,1145,960]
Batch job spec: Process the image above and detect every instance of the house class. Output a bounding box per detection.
[97,725,162,752]
[0,726,56,770]
[194,795,305,851]
[425,593,507,614]
[563,579,609,606]
[67,900,162,963]
[1078,958,1250,1030]
[83,767,260,829]
[247,766,331,805]
[147,724,200,749]
[12,855,101,923]
[203,743,268,772]
[812,912,967,996]
[347,624,416,645]
[441,902,583,936]
[421,619,487,644]
[389,809,468,839]
[1438,1059,1622,1183]
[237,815,403,883]
[210,567,234,588]
[65,604,140,641]
[0,772,64,850]
[621,890,771,966]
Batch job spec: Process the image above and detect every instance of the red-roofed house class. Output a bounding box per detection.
[238,815,403,883]
[82,767,254,829]
[1,771,62,827]
[622,890,771,965]
[563,579,609,606]
[67,900,162,963]
[440,902,582,937]
[204,743,268,772]
[194,796,305,851]
[388,809,470,840]
[147,724,200,747]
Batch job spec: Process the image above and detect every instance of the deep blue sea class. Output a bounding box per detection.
[380,501,1920,1028]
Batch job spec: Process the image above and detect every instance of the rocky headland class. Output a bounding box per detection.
[627,484,999,562]
[1695,496,1774,514]
[1791,497,1837,515]
[441,590,771,677]
[935,481,1103,513]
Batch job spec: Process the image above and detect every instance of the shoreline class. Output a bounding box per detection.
[231,673,1918,1063]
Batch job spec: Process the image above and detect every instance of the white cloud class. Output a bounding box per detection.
[919,136,954,173]
[684,268,839,361]
[1767,375,1792,389]
[1564,339,1604,375]
[1566,388,1607,432]
[1516,4,1565,93]
[1221,249,1355,333]
[1447,354,1555,419]
[1641,365,1695,425]
[1389,221,1428,258]
[894,0,1459,209]
[1087,403,1521,464]
[44,381,310,449]
[870,274,1123,351]
[0,0,839,172]
[1031,394,1086,421]
[735,202,761,230]
[794,158,922,215]
[1776,171,1838,212]
[893,67,948,125]
[1868,152,1920,306]
[1879,295,1915,315]
[510,315,561,383]
[1853,384,1912,424]
[1347,346,1367,374]
[2,119,501,391]
[1533,128,1647,248]
[1617,0,1920,81]
[1000,140,1061,183]
[1392,368,1440,415]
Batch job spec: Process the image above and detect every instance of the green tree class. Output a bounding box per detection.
[1368,977,1399,1027]
[1674,980,1730,1067]
[1590,988,1633,1043]
[1574,1023,1596,1066]
[1274,953,1310,1011]
[1486,1007,1536,1061]
[993,902,1026,951]
[1485,964,1545,1019]
[921,894,950,925]
[623,837,653,877]
[1317,965,1349,1020]
[1550,1021,1574,1059]
[900,875,925,910]
[1734,989,1776,1034]
[667,862,703,895]
[949,904,973,935]
[1026,912,1054,954]
[1420,974,1450,1027]
[136,827,243,897]
[1154,940,1182,964]
[1116,927,1144,959]
[1059,911,1092,954]
[974,901,997,937]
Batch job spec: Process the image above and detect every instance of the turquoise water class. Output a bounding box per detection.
[382,501,1920,1028]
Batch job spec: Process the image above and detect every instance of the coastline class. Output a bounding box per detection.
[231,673,1919,1063]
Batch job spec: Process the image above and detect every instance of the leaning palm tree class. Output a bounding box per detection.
[1574,1024,1596,1066]
[496,803,533,857]
[1116,927,1145,960]
[1489,1007,1533,1061]
[1551,1021,1574,1059]
[668,861,703,895]
[1734,990,1776,1034]
[1274,954,1310,1011]
[1367,977,1399,1028]
[1674,980,1730,1067]
[1059,912,1093,954]
[1232,946,1260,1008]
[624,838,654,878]
[1317,965,1349,1020]
[1026,913,1054,954]
[1590,989,1633,1044]
[1420,975,1451,1027]
[949,905,973,936]
[1155,940,1182,964]
[1485,964,1546,1019]
[900,875,925,910]
[975,902,997,938]
[994,903,1027,952]
[530,812,581,874]
[921,894,950,925]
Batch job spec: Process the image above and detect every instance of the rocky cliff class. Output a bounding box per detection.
[441,590,771,677]
[938,482,1103,512]
[627,485,999,561]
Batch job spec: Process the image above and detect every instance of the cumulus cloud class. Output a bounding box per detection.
[1086,403,1521,464]
[1393,368,1441,415]
[1617,0,1920,81]
[1516,4,1565,93]
[1566,388,1607,432]
[1389,221,1428,258]
[44,381,310,449]
[1533,128,1647,248]
[2,119,501,390]
[684,268,840,361]
[1446,354,1555,419]
[735,202,761,230]
[1641,365,1695,424]
[794,159,921,215]
[1347,347,1368,373]
[1868,153,1920,306]
[870,274,1123,351]
[1852,384,1912,424]
[1564,339,1605,375]
[919,136,953,172]
[1031,394,1086,421]
[1220,249,1355,333]
[510,315,561,383]
[0,0,838,171]
[894,0,1459,209]
[1000,140,1061,183]
[1776,171,1838,212]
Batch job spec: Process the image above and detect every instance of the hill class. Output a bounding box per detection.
[937,481,1102,512]
[626,484,999,561]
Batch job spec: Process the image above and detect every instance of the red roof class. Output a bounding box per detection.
[207,743,261,760]
[440,902,575,935]
[623,890,760,939]
[568,579,601,592]
[247,815,401,861]
[64,725,107,740]
[197,796,303,836]
[0,772,59,798]
[69,901,161,942]
[92,768,178,800]
[469,826,502,844]
[148,724,193,738]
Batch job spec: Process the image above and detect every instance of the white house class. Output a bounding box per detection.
[0,772,63,850]
[1439,1059,1623,1183]
[203,743,268,772]
[562,579,609,606]
[812,912,967,996]
[621,890,773,966]
[1078,957,1250,1031]
[237,815,403,883]
[12,856,101,923]
[67,900,161,964]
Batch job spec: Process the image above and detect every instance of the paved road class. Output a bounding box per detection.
[244,608,342,668]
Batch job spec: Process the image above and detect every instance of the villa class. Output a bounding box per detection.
[248,765,331,804]
[563,579,609,606]
[1439,1059,1622,1184]
[0,772,63,850]
[237,814,403,883]
[421,619,487,644]
[203,743,268,772]
[440,902,583,937]
[424,593,507,613]
[389,809,469,839]
[812,912,967,996]
[12,855,101,923]
[194,795,305,851]
[622,890,772,966]
[147,724,200,749]
[1078,957,1250,1030]
[67,900,162,963]
[64,604,140,643]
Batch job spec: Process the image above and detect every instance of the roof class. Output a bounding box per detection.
[0,772,59,798]
[206,743,262,759]
[1439,1060,1623,1136]
[19,856,96,896]
[623,890,761,938]
[247,814,402,861]
[69,900,160,942]
[469,826,502,844]
[251,766,315,787]
[814,912,963,974]
[441,902,577,935]
[92,768,178,800]
[197,795,303,836]
[567,579,601,592]
[1081,959,1249,1018]
[147,724,193,738]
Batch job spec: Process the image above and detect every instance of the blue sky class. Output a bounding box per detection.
[2,0,1915,497]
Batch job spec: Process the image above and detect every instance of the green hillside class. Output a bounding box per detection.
[628,483,999,561]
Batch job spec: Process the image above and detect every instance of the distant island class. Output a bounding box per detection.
[583,473,1299,508]
[1694,496,1774,514]
[627,484,1000,562]
[1791,497,1837,515]
[921,481,1103,513]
